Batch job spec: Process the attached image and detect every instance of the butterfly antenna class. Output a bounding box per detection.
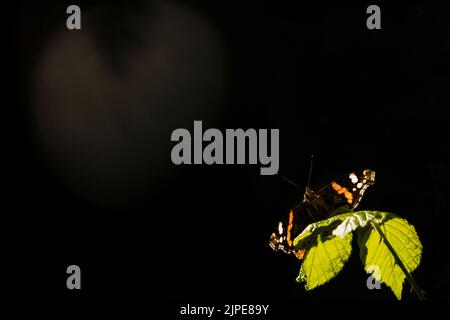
[278,174,303,191]
[307,155,314,188]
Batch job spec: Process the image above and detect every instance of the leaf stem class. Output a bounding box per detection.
[371,222,426,300]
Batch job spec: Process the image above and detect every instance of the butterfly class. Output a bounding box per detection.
[269,169,375,259]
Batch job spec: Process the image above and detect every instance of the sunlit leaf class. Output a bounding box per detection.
[291,210,423,299]
[296,232,353,290]
[357,213,422,299]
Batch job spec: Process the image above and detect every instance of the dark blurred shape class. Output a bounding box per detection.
[32,2,227,206]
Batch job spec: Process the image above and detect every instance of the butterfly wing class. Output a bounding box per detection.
[269,187,327,255]
[317,169,375,214]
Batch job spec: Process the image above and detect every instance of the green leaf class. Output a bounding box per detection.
[357,213,423,299]
[291,210,423,299]
[296,230,353,290]
[332,211,385,238]
[293,211,355,289]
[293,213,352,249]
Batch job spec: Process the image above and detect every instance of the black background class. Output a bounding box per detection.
[8,0,450,303]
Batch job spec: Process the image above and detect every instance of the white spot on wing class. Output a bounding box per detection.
[278,222,283,235]
[349,173,358,184]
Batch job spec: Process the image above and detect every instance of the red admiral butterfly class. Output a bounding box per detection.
[269,169,375,259]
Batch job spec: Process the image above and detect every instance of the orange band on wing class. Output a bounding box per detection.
[286,210,294,246]
[331,181,354,204]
